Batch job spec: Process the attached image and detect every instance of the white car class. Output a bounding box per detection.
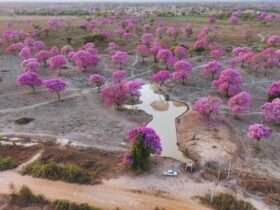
[163,170,178,176]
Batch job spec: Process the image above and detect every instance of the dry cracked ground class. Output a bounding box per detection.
[0,38,280,210]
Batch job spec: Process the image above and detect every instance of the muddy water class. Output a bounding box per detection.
[133,84,189,162]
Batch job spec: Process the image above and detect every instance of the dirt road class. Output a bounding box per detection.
[0,170,210,210]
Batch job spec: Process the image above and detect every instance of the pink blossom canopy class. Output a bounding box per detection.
[247,123,272,141]
[48,54,67,70]
[44,79,66,93]
[151,70,171,85]
[212,68,242,97]
[202,60,223,79]
[262,98,280,124]
[111,51,129,69]
[16,71,42,88]
[228,91,252,114]
[194,96,222,120]
[88,74,105,87]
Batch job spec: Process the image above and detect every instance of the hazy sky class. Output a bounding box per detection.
[0,0,262,2]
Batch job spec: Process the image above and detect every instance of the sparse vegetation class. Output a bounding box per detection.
[0,157,17,171]
[10,185,47,206]
[53,200,102,210]
[0,1,279,210]
[22,161,92,184]
[9,186,103,210]
[199,193,257,210]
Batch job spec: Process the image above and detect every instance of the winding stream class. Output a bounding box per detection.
[131,84,189,162]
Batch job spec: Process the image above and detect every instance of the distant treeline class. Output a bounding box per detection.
[14,10,92,16]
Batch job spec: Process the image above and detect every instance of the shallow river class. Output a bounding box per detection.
[132,84,189,162]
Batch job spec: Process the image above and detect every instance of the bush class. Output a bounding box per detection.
[10,185,46,206]
[83,34,107,44]
[200,193,256,210]
[0,157,17,171]
[53,200,101,210]
[9,186,101,210]
[194,47,206,55]
[23,161,91,184]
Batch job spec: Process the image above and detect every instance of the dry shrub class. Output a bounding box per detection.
[199,193,256,210]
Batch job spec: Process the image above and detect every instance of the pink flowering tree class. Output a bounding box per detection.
[23,37,35,48]
[72,50,100,72]
[156,49,172,69]
[156,26,165,39]
[212,68,242,97]
[112,70,127,83]
[228,91,252,116]
[150,42,161,63]
[202,60,223,80]
[48,19,62,31]
[262,98,280,124]
[123,127,161,171]
[5,42,24,55]
[21,58,40,72]
[184,25,193,38]
[44,79,66,101]
[49,46,60,57]
[172,60,192,85]
[35,50,51,65]
[210,48,225,60]
[229,15,240,25]
[32,40,46,53]
[248,123,272,142]
[267,80,280,101]
[248,48,279,75]
[107,42,119,55]
[172,70,190,85]
[47,54,67,75]
[101,71,142,110]
[111,51,129,70]
[61,45,74,55]
[173,60,192,72]
[125,80,143,99]
[266,35,280,47]
[136,44,150,63]
[193,96,222,121]
[166,26,179,41]
[101,83,127,109]
[247,123,272,150]
[174,46,188,60]
[167,55,178,67]
[88,74,106,92]
[151,70,170,86]
[208,16,216,24]
[193,37,209,53]
[16,72,42,93]
[141,33,154,47]
[197,26,211,40]
[19,47,32,60]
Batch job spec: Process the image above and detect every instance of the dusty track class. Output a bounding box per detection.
[0,171,209,210]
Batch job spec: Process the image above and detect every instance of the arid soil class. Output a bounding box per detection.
[176,111,239,167]
[0,14,280,210]
[0,144,39,166]
[39,144,124,182]
[0,54,151,152]
[1,51,279,210]
[0,156,211,210]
